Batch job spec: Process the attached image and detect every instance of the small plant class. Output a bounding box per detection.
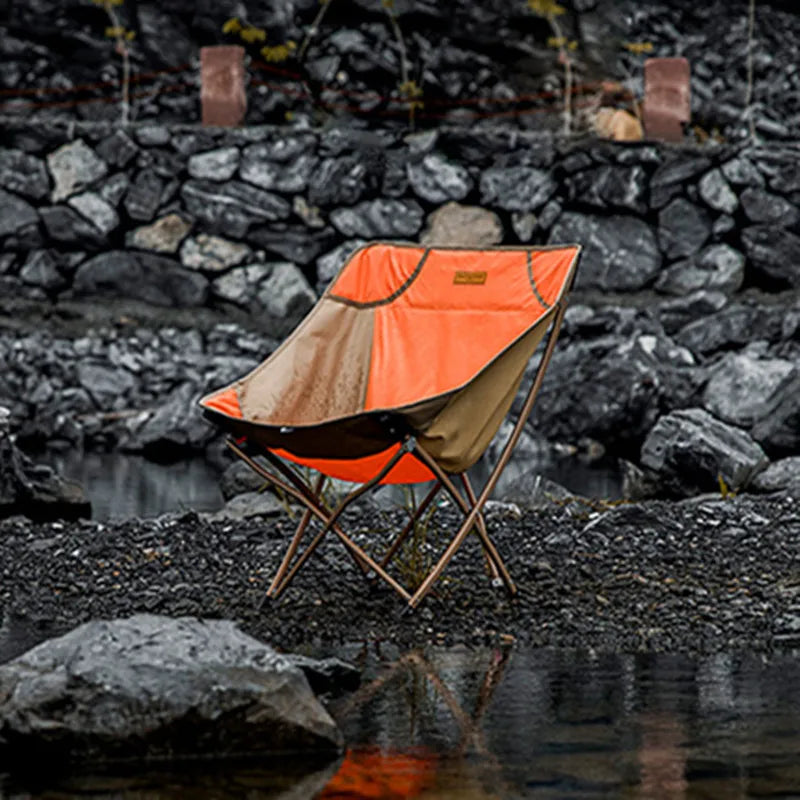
[222,16,297,64]
[527,0,574,135]
[717,473,737,499]
[91,0,135,125]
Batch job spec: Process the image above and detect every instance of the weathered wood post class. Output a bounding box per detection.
[642,57,691,143]
[200,45,247,127]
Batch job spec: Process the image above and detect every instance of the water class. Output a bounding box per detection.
[40,449,622,522]
[43,450,224,521]
[3,642,800,798]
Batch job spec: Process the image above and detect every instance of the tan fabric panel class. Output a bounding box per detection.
[411,312,554,473]
[237,298,374,425]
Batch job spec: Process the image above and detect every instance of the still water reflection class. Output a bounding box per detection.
[40,448,622,522]
[2,644,800,798]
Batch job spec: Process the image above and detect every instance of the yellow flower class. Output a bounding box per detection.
[240,25,267,43]
[222,17,242,34]
[527,0,566,17]
[261,41,297,62]
[623,41,654,55]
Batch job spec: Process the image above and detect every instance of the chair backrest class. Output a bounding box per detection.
[200,242,580,482]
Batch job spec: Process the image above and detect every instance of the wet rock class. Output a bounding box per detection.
[180,234,251,273]
[219,459,269,500]
[330,199,424,238]
[74,251,209,307]
[741,226,800,288]
[187,147,240,181]
[181,180,290,238]
[532,334,696,454]
[0,149,49,200]
[750,456,800,493]
[740,187,799,226]
[240,142,317,193]
[123,168,164,222]
[213,263,272,307]
[675,303,784,356]
[204,491,283,521]
[20,250,67,292]
[480,166,556,212]
[549,212,660,291]
[721,155,764,188]
[650,156,712,208]
[698,168,738,214]
[564,165,647,214]
[0,408,90,522]
[46,140,108,202]
[308,157,368,207]
[40,205,106,245]
[134,125,170,147]
[420,202,503,246]
[246,225,337,266]
[95,130,139,169]
[407,153,472,203]
[99,173,130,207]
[288,655,361,697]
[316,240,367,289]
[640,408,768,497]
[658,198,711,259]
[0,189,38,237]
[655,244,745,296]
[703,353,798,428]
[127,383,214,459]
[751,388,800,458]
[255,262,317,336]
[127,213,192,254]
[67,192,119,237]
[0,615,342,764]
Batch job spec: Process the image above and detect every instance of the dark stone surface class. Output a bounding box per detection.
[73,251,209,307]
[0,615,342,764]
[640,407,768,498]
[741,226,800,288]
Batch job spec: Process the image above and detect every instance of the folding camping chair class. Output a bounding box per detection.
[200,242,581,610]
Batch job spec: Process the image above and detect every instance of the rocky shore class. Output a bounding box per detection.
[2,487,799,659]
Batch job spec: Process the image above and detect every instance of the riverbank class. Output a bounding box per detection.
[3,490,799,659]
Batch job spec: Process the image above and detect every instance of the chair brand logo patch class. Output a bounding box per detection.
[453,270,487,285]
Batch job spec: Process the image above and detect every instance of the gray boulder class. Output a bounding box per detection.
[703,353,798,428]
[247,225,337,266]
[0,615,342,764]
[675,303,784,356]
[649,156,712,208]
[0,409,90,521]
[698,168,738,214]
[480,165,556,212]
[420,202,503,246]
[46,139,108,202]
[407,153,472,203]
[74,251,209,307]
[742,226,800,288]
[655,244,745,296]
[308,157,368,207]
[330,199,424,238]
[124,168,165,222]
[750,457,800,493]
[40,205,107,245]
[0,189,38,237]
[187,146,240,181]
[564,165,647,214]
[181,180,290,238]
[640,408,768,498]
[740,187,799,226]
[658,198,711,259]
[240,141,317,193]
[549,212,661,291]
[0,149,49,200]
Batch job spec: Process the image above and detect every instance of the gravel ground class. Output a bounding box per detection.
[2,492,800,658]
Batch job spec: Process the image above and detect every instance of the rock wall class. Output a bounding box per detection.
[1,0,798,142]
[0,118,799,497]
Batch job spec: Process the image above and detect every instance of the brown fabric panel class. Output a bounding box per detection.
[413,313,554,473]
[237,299,374,426]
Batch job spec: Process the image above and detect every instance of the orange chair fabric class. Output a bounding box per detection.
[200,242,580,484]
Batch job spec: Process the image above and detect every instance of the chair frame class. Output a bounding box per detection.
[227,299,569,611]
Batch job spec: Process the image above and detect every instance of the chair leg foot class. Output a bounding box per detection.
[257,593,273,611]
[400,603,416,618]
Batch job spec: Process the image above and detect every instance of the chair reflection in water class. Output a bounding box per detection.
[317,646,513,799]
